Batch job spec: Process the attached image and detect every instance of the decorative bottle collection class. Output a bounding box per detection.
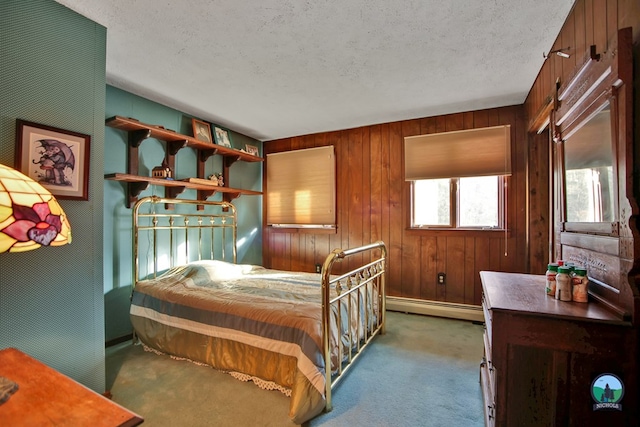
[545,260,589,303]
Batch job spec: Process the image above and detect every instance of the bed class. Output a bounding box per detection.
[128,196,387,424]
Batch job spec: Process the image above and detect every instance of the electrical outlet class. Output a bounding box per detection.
[315,264,322,273]
[437,272,446,285]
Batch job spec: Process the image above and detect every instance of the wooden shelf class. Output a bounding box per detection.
[105,173,261,207]
[106,116,263,163]
[105,116,263,207]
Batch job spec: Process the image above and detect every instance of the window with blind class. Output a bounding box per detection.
[404,125,511,229]
[266,146,336,227]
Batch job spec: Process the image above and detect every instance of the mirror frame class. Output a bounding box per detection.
[548,28,634,312]
[553,45,622,237]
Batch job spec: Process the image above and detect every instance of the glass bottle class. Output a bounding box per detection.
[572,267,589,303]
[555,266,572,301]
[545,263,559,296]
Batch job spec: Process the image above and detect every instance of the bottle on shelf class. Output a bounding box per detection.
[555,266,572,301]
[572,267,589,303]
[545,263,559,296]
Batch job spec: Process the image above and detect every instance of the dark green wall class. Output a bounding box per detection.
[103,85,263,342]
[0,0,106,392]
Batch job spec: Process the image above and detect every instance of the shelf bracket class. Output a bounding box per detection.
[128,129,151,148]
[199,148,219,163]
[223,192,242,202]
[167,140,188,156]
[198,189,217,199]
[163,186,187,210]
[127,130,152,176]
[166,186,186,199]
[127,181,149,208]
[224,156,241,168]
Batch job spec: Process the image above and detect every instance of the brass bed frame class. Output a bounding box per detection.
[132,196,387,413]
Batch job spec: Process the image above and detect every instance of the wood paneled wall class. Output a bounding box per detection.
[525,0,639,125]
[263,106,527,306]
[263,0,639,307]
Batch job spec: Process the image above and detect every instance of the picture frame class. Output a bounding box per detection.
[15,119,91,201]
[245,144,259,156]
[192,118,212,143]
[213,126,232,147]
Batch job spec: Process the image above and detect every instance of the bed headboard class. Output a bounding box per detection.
[132,196,237,283]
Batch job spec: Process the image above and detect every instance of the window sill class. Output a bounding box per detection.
[268,225,337,234]
[406,227,510,238]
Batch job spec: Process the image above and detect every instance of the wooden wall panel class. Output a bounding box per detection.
[401,120,421,298]
[618,0,640,40]
[464,237,476,303]
[388,122,404,295]
[584,0,594,47]
[561,15,576,80]
[420,236,438,300]
[574,0,586,65]
[436,236,448,301]
[370,125,383,249]
[263,105,526,305]
[446,237,466,304]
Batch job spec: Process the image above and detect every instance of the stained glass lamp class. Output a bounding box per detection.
[0,163,71,253]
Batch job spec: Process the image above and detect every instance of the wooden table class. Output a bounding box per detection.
[0,347,143,426]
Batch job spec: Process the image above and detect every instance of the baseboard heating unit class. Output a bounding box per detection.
[386,296,484,323]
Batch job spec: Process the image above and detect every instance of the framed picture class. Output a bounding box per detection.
[245,144,259,156]
[213,126,232,147]
[192,118,212,143]
[15,120,91,200]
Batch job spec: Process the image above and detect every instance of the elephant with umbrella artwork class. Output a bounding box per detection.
[32,139,76,187]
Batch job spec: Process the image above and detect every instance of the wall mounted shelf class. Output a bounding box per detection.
[105,116,263,208]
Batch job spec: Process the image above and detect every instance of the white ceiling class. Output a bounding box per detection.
[55,0,575,141]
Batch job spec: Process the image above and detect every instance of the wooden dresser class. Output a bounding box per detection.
[480,271,637,426]
[0,348,143,426]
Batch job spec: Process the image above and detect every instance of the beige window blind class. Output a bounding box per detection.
[404,125,511,180]
[266,146,336,227]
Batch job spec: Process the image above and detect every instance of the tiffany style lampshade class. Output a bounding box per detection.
[0,163,71,253]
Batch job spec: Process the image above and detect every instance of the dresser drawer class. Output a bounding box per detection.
[480,359,496,427]
[482,294,492,343]
[482,330,496,397]
[483,330,492,367]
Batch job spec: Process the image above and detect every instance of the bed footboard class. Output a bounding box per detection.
[321,241,387,412]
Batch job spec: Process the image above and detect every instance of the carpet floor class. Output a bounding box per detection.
[106,311,485,426]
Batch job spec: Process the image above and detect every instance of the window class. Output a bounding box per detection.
[266,146,336,227]
[404,125,510,230]
[412,176,502,228]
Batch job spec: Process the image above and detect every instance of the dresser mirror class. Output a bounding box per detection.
[562,101,616,225]
[551,28,635,309]
[553,44,621,237]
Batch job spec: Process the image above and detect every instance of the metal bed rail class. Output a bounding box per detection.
[321,241,387,411]
[132,196,237,285]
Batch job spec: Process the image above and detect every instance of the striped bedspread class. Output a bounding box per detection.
[130,260,367,424]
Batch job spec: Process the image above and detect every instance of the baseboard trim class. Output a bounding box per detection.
[105,333,133,348]
[386,296,484,322]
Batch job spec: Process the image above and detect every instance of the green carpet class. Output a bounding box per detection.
[106,311,484,426]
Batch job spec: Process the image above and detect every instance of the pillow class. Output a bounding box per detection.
[187,259,254,281]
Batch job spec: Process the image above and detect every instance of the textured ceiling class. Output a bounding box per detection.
[55,0,575,141]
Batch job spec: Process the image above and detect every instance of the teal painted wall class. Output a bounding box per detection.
[0,0,106,392]
[103,86,263,341]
